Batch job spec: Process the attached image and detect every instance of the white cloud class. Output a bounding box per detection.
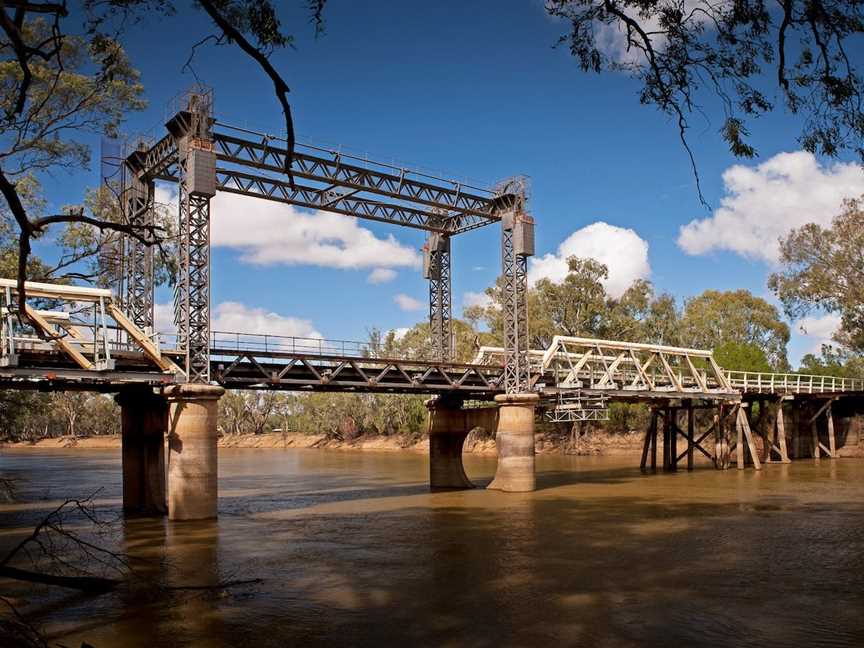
[153,301,320,340]
[678,151,864,264]
[154,302,176,334]
[212,302,321,339]
[210,193,420,270]
[367,268,397,284]
[796,313,841,354]
[528,221,651,298]
[463,291,492,308]
[394,293,423,312]
[153,183,177,208]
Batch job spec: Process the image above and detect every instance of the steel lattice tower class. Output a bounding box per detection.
[427,233,452,362]
[124,177,155,331]
[501,204,533,394]
[171,89,216,383]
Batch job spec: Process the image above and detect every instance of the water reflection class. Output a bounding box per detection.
[1,448,863,646]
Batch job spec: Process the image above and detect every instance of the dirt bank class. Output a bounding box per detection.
[2,430,646,455]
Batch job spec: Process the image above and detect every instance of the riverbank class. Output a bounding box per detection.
[1,430,646,455]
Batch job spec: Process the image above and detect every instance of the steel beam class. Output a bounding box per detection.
[131,122,516,235]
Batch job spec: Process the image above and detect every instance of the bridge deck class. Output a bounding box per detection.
[1,307,862,402]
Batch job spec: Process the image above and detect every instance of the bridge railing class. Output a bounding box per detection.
[163,330,443,362]
[725,370,864,394]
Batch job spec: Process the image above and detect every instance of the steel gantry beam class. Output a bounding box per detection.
[137,122,518,235]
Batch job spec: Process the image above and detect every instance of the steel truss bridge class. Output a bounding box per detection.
[2,285,861,406]
[1,88,861,421]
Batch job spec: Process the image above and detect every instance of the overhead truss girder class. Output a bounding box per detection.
[212,133,498,218]
[130,124,514,235]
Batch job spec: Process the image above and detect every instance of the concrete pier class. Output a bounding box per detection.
[117,387,168,516]
[165,384,224,521]
[427,398,499,489]
[488,393,538,492]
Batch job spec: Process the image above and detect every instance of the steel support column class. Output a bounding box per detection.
[428,234,452,362]
[124,178,155,331]
[501,220,530,393]
[172,89,215,383]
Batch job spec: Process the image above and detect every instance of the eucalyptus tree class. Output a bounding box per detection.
[770,197,864,353]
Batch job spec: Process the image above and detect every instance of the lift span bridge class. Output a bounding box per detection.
[1,87,862,518]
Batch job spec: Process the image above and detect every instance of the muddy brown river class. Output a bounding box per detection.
[1,448,863,647]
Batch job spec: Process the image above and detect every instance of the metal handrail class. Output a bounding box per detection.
[725,370,864,393]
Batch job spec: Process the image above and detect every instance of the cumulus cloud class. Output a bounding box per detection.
[796,313,841,354]
[367,268,397,284]
[210,193,420,270]
[212,302,321,339]
[394,293,423,311]
[153,301,320,339]
[463,291,492,309]
[528,222,651,298]
[678,151,864,264]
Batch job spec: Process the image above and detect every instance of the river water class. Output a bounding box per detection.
[1,448,863,647]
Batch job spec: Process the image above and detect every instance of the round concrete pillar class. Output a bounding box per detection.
[164,384,224,521]
[116,387,168,516]
[488,393,538,492]
[427,398,474,489]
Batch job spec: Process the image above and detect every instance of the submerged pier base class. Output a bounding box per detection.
[488,393,538,492]
[117,386,168,516]
[165,384,224,521]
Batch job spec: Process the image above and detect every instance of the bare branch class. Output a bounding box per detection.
[197,0,297,187]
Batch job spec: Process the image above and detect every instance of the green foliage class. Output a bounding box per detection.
[770,197,864,353]
[0,19,146,177]
[469,256,681,349]
[679,290,790,370]
[605,402,650,435]
[713,342,772,373]
[0,392,120,442]
[799,345,864,379]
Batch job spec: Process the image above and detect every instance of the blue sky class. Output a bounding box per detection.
[36,1,864,364]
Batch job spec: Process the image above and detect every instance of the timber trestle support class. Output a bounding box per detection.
[639,394,859,474]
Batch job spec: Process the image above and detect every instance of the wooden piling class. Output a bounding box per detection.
[776,402,790,463]
[714,407,722,469]
[827,403,836,458]
[739,406,762,470]
[669,408,678,473]
[736,405,745,470]
[687,403,695,471]
[640,410,655,472]
[650,411,657,472]
[662,408,671,472]
[811,420,821,459]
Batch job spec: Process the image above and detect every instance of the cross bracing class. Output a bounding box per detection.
[132,121,517,235]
